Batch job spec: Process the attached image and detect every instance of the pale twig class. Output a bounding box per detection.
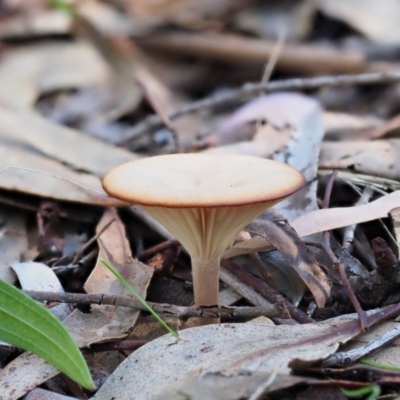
[137,80,183,153]
[260,29,286,85]
[119,71,400,143]
[23,290,287,320]
[322,320,400,367]
[71,218,115,264]
[255,29,286,133]
[138,239,180,260]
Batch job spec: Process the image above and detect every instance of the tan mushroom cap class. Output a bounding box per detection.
[102,154,305,208]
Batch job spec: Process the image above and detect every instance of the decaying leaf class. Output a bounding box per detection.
[320,140,400,180]
[0,145,115,206]
[0,105,138,178]
[226,191,400,258]
[11,261,71,320]
[93,312,366,400]
[248,210,330,308]
[0,42,109,109]
[157,370,307,400]
[65,208,153,345]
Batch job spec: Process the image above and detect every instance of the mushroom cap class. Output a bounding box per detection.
[102,154,305,208]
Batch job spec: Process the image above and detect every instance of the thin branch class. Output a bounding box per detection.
[119,71,400,143]
[260,29,286,85]
[322,306,400,367]
[138,239,180,260]
[137,79,183,153]
[23,290,288,320]
[322,171,368,330]
[72,218,115,264]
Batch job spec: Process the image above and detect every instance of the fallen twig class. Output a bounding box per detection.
[322,323,400,367]
[138,79,183,153]
[119,71,400,143]
[322,171,368,330]
[23,290,288,320]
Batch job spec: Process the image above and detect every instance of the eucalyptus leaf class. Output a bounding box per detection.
[0,278,95,390]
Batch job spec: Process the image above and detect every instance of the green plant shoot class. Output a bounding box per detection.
[339,384,380,400]
[46,0,76,16]
[100,259,179,339]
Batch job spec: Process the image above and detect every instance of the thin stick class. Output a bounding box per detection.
[255,30,285,133]
[137,80,183,153]
[260,29,286,85]
[138,239,180,260]
[71,218,115,264]
[120,71,400,143]
[322,171,368,330]
[322,306,400,367]
[23,290,287,319]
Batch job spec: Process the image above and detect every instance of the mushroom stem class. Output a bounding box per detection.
[191,256,220,325]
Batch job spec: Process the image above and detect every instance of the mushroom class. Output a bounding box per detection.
[102,154,305,324]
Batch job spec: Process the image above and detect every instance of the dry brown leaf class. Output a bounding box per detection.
[93,313,365,400]
[0,42,109,109]
[0,106,138,177]
[226,191,400,258]
[65,208,153,345]
[0,352,62,400]
[0,145,116,206]
[320,140,400,180]
[248,212,330,308]
[157,370,307,400]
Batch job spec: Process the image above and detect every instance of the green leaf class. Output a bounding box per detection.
[100,259,180,339]
[0,279,95,390]
[46,0,76,16]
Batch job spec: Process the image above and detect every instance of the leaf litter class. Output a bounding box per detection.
[2,1,400,399]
